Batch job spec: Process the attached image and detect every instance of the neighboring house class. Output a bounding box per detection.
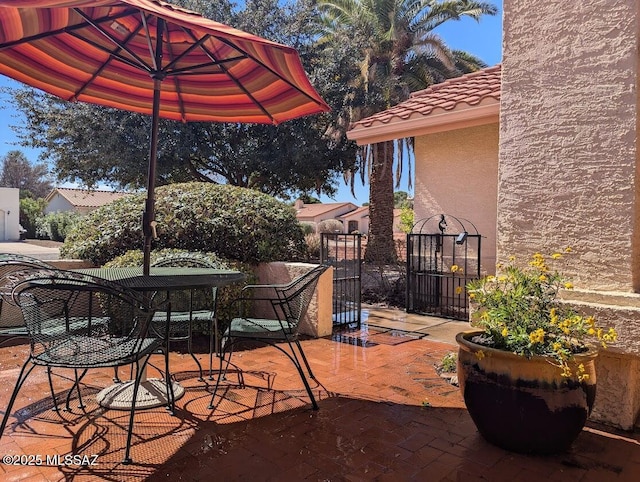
[338,206,403,235]
[348,65,501,272]
[0,187,21,241]
[44,188,129,215]
[294,200,357,233]
[338,206,369,234]
[295,200,404,235]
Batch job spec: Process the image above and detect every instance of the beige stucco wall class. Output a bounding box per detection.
[414,122,499,275]
[252,262,333,338]
[501,0,640,429]
[0,188,21,241]
[44,193,74,214]
[500,0,639,290]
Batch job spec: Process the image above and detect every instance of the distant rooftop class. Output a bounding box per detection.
[46,187,129,208]
[295,201,357,219]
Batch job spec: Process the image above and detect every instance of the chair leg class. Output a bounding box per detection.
[208,318,216,380]
[209,315,224,380]
[184,291,204,381]
[294,364,318,410]
[0,334,28,348]
[0,360,36,441]
[294,339,315,379]
[46,366,61,412]
[65,369,88,411]
[208,338,235,410]
[164,348,175,415]
[283,341,318,410]
[186,327,204,381]
[123,357,151,465]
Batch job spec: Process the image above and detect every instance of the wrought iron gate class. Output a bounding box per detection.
[406,214,481,320]
[320,233,361,327]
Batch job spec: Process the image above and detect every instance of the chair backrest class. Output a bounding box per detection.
[151,252,220,312]
[0,255,55,329]
[10,269,154,363]
[272,265,329,328]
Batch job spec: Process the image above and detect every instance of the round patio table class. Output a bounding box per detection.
[73,267,245,410]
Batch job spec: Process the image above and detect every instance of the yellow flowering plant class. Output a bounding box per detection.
[466,250,617,379]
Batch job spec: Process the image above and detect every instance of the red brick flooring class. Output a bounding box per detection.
[0,327,639,481]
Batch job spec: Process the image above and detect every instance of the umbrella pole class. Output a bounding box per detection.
[143,82,160,275]
[143,19,165,276]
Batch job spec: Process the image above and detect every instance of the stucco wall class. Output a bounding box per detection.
[501,0,640,429]
[44,194,74,214]
[414,123,499,275]
[500,0,639,290]
[0,188,21,241]
[247,262,333,338]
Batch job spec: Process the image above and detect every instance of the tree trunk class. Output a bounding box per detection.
[364,141,397,265]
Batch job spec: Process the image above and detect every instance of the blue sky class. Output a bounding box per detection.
[0,1,503,203]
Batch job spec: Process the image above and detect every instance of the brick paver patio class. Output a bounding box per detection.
[0,321,639,481]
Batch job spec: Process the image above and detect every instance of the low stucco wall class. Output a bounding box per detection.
[49,259,95,270]
[560,289,640,429]
[252,262,333,338]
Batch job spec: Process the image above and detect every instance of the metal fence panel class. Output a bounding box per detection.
[406,215,481,321]
[320,233,361,327]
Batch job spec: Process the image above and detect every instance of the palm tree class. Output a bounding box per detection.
[317,0,497,264]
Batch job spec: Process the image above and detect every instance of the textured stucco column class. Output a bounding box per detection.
[501,0,640,428]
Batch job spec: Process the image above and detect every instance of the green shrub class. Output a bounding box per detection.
[104,248,257,334]
[35,211,82,241]
[439,352,457,373]
[19,197,45,238]
[399,206,414,234]
[61,182,307,265]
[304,233,320,260]
[317,218,344,233]
[299,222,316,235]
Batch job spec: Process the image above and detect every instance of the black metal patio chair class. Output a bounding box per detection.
[0,254,56,346]
[209,264,329,410]
[150,252,221,380]
[0,269,173,464]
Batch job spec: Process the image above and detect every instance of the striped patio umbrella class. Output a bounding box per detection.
[0,0,330,272]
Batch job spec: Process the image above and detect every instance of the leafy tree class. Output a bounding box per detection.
[399,206,414,234]
[317,0,497,264]
[394,191,412,209]
[5,0,357,200]
[298,194,322,204]
[19,197,46,238]
[0,150,52,199]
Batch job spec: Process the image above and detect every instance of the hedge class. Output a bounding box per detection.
[61,182,306,266]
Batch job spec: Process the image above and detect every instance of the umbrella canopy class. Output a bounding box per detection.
[0,0,330,272]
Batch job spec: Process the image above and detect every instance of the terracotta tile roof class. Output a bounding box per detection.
[338,206,369,219]
[350,64,501,130]
[47,187,129,208]
[296,202,357,219]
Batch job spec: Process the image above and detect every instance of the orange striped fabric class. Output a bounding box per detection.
[0,0,330,123]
